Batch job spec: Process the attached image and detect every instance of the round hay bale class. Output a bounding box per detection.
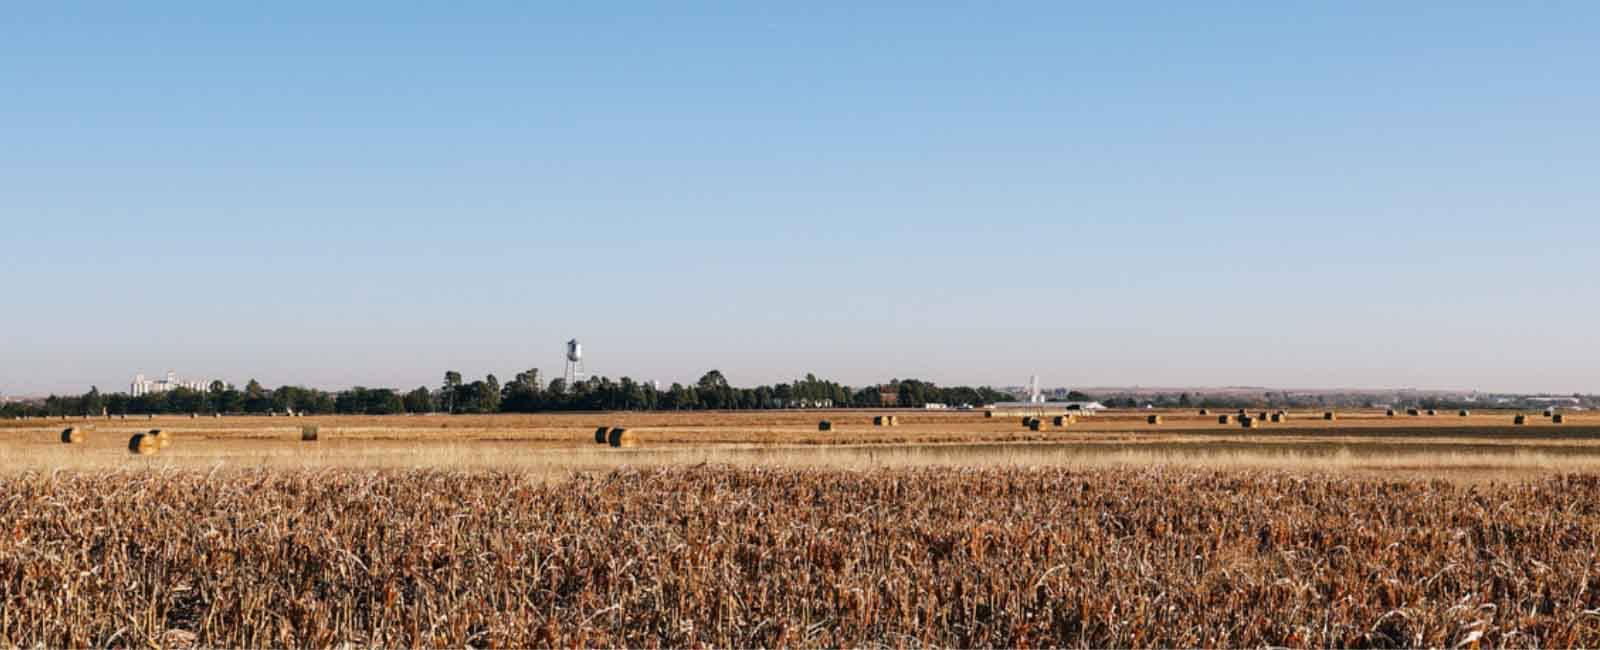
[1052,415,1071,427]
[213,413,222,419]
[874,416,887,427]
[888,415,899,426]
[1198,408,1210,416]
[818,420,832,432]
[1553,414,1566,424]
[1459,410,1470,417]
[1270,413,1286,423]
[1386,409,1397,417]
[1256,412,1269,421]
[128,433,158,455]
[1426,409,1438,416]
[1406,408,1421,417]
[608,427,638,448]
[301,425,319,442]
[1545,409,1556,418]
[1147,415,1163,425]
[983,410,994,418]
[1218,415,1234,424]
[1240,416,1259,429]
[149,429,171,448]
[594,426,610,443]
[1029,418,1046,431]
[1514,415,1529,425]
[189,413,197,419]
[1323,412,1337,421]
[60,427,83,444]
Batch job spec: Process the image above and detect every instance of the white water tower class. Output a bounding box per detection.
[563,339,585,387]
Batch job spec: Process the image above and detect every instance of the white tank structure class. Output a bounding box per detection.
[563,339,586,388]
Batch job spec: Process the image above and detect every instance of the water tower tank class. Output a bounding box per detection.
[566,339,582,362]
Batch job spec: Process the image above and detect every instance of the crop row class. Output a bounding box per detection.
[2,467,1598,647]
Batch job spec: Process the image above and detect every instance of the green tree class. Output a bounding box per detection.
[243,379,271,413]
[82,386,104,416]
[443,371,463,413]
[403,387,434,413]
[479,375,501,413]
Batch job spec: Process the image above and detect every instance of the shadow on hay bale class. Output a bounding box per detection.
[607,427,639,448]
[128,433,158,455]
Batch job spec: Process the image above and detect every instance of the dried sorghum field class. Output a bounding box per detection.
[3,467,1599,647]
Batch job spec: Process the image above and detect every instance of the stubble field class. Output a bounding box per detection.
[4,409,1600,646]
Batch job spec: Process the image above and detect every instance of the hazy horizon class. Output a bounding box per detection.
[5,3,1598,396]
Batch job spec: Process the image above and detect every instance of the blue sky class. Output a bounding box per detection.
[3,2,1597,395]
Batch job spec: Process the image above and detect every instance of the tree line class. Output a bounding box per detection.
[2,370,1014,417]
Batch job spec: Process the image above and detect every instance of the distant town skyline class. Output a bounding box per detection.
[4,3,1598,395]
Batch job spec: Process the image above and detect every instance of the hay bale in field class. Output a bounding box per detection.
[874,415,887,427]
[1218,415,1234,424]
[1256,412,1269,421]
[1406,408,1421,417]
[608,427,639,448]
[1240,416,1260,429]
[1544,409,1556,418]
[149,429,171,448]
[594,426,610,444]
[984,410,994,418]
[1514,415,1529,426]
[888,415,899,427]
[1323,412,1337,421]
[818,420,832,432]
[1426,409,1438,416]
[60,427,83,444]
[1052,415,1072,427]
[213,413,221,419]
[1270,413,1286,423]
[1386,409,1397,417]
[127,433,158,455]
[1459,410,1470,417]
[1553,414,1566,424]
[301,425,319,442]
[1147,415,1163,425]
[1198,408,1210,416]
[189,413,197,419]
[1029,418,1046,431]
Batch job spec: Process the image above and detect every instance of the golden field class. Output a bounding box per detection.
[6,409,1600,646]
[3,408,1599,477]
[5,466,1600,647]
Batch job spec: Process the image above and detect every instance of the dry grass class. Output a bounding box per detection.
[3,466,1600,646]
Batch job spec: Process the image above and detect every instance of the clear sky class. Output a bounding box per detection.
[3,2,1597,395]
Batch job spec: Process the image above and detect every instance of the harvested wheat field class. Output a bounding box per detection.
[7,410,1600,645]
[4,409,1600,476]
[3,466,1600,647]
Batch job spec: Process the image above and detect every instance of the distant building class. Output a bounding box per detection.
[878,385,899,407]
[987,400,1106,416]
[131,371,210,396]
